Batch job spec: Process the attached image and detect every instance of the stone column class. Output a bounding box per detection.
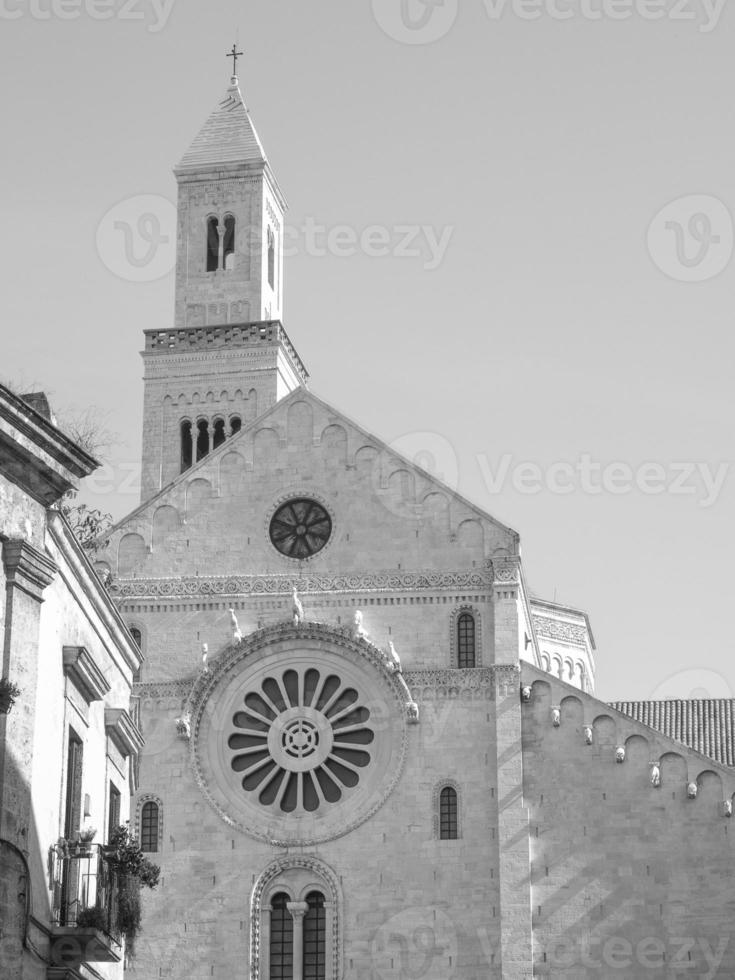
[491,556,533,979]
[259,903,272,980]
[287,901,309,980]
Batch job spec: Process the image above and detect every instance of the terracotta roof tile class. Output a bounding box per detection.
[611,699,735,767]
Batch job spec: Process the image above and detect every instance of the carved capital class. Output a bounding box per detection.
[2,538,57,601]
[491,555,521,585]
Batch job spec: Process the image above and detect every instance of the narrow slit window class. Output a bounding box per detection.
[439,786,458,840]
[267,227,275,289]
[140,801,159,853]
[130,627,142,682]
[181,420,193,472]
[457,612,476,668]
[303,891,326,980]
[108,783,121,841]
[213,418,226,450]
[206,216,220,271]
[270,893,294,980]
[196,419,210,461]
[223,215,235,270]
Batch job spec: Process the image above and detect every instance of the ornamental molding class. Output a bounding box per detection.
[404,665,519,701]
[489,555,521,584]
[533,615,587,646]
[2,538,57,601]
[111,568,492,600]
[104,708,145,758]
[63,646,111,703]
[250,855,342,980]
[188,621,415,846]
[134,679,195,702]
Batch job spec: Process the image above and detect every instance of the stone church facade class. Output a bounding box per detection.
[94,74,735,979]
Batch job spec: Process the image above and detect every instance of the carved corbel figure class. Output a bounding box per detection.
[521,685,532,703]
[615,745,626,764]
[406,701,420,725]
[687,782,698,799]
[292,587,304,626]
[201,643,209,673]
[724,800,733,818]
[384,641,402,674]
[583,726,593,746]
[551,707,561,728]
[651,764,661,788]
[176,713,191,740]
[229,608,243,644]
[352,610,368,641]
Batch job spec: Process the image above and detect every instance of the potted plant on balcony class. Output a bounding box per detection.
[75,827,97,858]
[106,824,160,958]
[75,905,110,932]
[0,677,21,714]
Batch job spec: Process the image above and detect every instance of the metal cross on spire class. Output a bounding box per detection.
[227,43,243,78]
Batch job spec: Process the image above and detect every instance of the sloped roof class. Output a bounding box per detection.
[176,77,267,171]
[612,699,735,767]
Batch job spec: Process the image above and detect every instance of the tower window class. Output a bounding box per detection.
[439,786,458,840]
[213,418,226,450]
[140,801,159,853]
[303,891,326,980]
[457,612,476,668]
[206,216,220,272]
[181,420,193,472]
[196,419,210,461]
[223,215,236,270]
[267,227,275,289]
[270,893,294,980]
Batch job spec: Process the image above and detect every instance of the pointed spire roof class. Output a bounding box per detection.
[176,76,268,172]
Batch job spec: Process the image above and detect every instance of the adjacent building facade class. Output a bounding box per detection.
[56,73,735,979]
[0,385,144,980]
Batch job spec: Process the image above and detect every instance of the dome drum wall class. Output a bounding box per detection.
[191,623,409,846]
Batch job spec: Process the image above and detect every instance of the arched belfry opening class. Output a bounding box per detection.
[206,216,219,272]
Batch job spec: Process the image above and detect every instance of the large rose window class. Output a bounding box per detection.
[269,498,332,559]
[193,625,408,845]
[228,667,374,814]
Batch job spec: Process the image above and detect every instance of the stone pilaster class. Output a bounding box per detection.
[491,556,533,978]
[0,537,56,978]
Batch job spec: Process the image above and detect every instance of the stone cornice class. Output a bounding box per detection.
[2,538,57,600]
[0,383,97,505]
[112,568,492,600]
[47,511,143,678]
[104,708,145,758]
[63,645,111,703]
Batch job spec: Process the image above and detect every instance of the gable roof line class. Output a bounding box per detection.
[524,664,735,775]
[103,385,519,544]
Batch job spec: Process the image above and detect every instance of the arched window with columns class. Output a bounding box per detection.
[251,857,341,980]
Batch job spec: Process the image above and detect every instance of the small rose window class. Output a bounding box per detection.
[269,498,332,559]
[228,667,374,814]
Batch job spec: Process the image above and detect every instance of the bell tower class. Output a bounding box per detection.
[139,68,307,501]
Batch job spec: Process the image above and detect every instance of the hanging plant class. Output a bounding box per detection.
[0,678,21,714]
[105,824,160,957]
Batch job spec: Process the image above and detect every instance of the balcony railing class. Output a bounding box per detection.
[50,842,122,964]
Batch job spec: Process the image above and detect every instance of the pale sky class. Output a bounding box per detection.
[1,0,733,702]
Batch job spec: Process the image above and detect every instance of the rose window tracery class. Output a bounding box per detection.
[228,667,374,814]
[269,498,332,559]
